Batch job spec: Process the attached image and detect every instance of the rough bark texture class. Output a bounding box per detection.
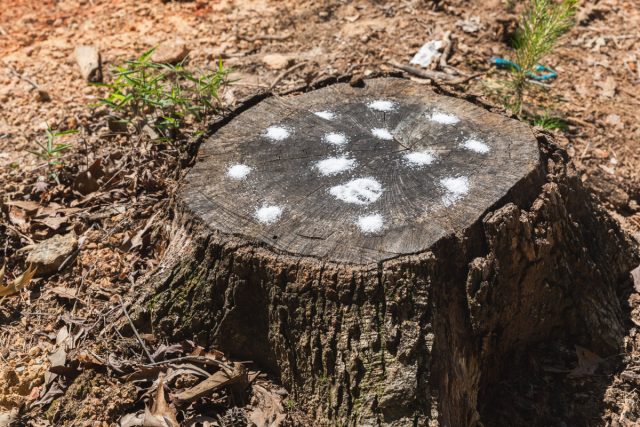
[138,89,639,426]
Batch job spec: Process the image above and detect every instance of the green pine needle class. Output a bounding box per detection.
[510,0,579,114]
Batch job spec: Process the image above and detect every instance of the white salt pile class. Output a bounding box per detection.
[357,213,384,233]
[367,100,397,112]
[315,156,356,176]
[255,205,283,224]
[371,128,393,140]
[440,176,469,207]
[314,111,336,120]
[226,164,252,180]
[323,132,348,146]
[461,139,490,154]
[428,112,460,125]
[329,177,383,205]
[403,150,436,167]
[264,126,290,141]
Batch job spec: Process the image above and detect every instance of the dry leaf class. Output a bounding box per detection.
[248,384,287,427]
[119,412,144,427]
[632,265,640,293]
[8,206,29,232]
[76,351,105,367]
[0,265,37,297]
[48,286,78,300]
[74,158,105,195]
[4,200,41,212]
[597,76,617,98]
[174,362,248,405]
[0,408,18,427]
[143,376,179,427]
[36,215,69,231]
[568,345,603,377]
[129,211,160,250]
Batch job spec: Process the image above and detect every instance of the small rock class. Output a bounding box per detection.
[151,40,189,64]
[26,233,78,276]
[262,53,292,70]
[74,45,102,82]
[605,113,623,128]
[592,148,609,159]
[456,16,481,33]
[632,265,640,293]
[609,187,630,209]
[35,89,50,102]
[597,76,617,98]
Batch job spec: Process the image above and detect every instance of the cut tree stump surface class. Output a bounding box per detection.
[147,77,639,426]
[185,78,539,263]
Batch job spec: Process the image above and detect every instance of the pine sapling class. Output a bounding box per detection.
[510,0,579,114]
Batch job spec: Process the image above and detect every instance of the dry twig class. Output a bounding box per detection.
[269,61,308,91]
[118,295,155,363]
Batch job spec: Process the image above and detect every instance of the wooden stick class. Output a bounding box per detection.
[118,295,155,363]
[439,31,453,70]
[238,33,292,42]
[269,61,307,91]
[388,61,454,81]
[388,61,483,85]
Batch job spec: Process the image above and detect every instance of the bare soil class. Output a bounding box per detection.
[1,0,639,425]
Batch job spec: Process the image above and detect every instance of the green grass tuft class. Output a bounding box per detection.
[97,48,230,145]
[28,125,78,184]
[532,112,568,130]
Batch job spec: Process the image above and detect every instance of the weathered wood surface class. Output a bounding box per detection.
[184,78,539,264]
[140,78,640,427]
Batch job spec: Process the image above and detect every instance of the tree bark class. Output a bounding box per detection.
[138,80,639,426]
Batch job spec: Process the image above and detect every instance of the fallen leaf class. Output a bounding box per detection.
[0,265,37,297]
[120,412,144,427]
[76,351,105,367]
[143,376,179,427]
[568,345,603,377]
[151,342,184,361]
[48,346,67,369]
[456,16,481,33]
[124,366,163,382]
[597,76,617,98]
[74,158,104,195]
[47,344,79,377]
[592,148,609,159]
[129,212,160,251]
[3,200,41,212]
[48,286,78,300]
[28,386,41,400]
[36,215,69,231]
[174,362,248,405]
[632,265,640,293]
[248,384,287,427]
[30,381,64,408]
[0,408,18,427]
[8,206,29,232]
[56,325,70,347]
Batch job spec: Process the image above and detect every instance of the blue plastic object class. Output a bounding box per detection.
[490,57,557,81]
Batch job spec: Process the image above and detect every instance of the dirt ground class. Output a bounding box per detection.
[1,0,639,425]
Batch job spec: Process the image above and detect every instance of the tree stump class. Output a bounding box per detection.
[144,78,639,426]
